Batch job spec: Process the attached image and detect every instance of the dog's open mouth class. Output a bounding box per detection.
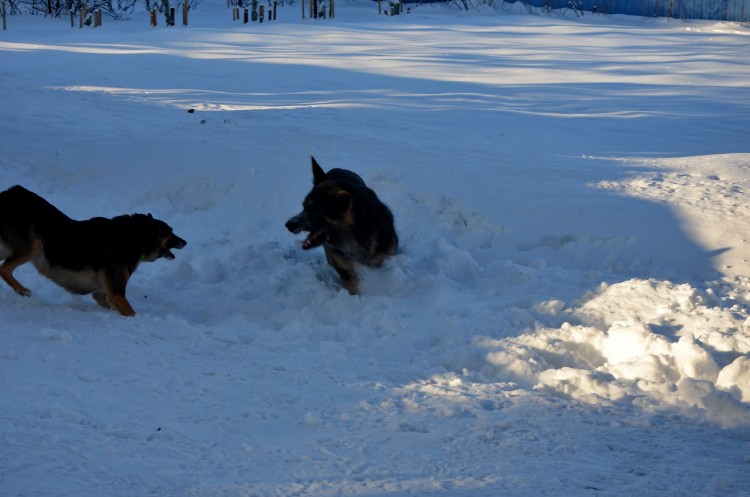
[158,235,186,260]
[144,248,175,262]
[302,230,327,250]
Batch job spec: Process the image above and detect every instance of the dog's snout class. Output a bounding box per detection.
[286,216,303,234]
[170,234,187,249]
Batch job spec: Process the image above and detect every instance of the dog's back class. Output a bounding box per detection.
[0,186,106,272]
[0,185,70,255]
[3,186,132,272]
[0,184,67,221]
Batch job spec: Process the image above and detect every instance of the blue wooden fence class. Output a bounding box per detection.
[512,0,749,20]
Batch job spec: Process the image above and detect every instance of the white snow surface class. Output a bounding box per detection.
[2,2,750,496]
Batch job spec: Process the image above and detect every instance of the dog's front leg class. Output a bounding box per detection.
[324,246,359,295]
[99,268,136,316]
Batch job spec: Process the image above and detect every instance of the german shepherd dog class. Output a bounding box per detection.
[0,185,187,316]
[285,157,398,295]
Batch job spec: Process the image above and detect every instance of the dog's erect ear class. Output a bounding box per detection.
[147,213,153,219]
[312,156,328,185]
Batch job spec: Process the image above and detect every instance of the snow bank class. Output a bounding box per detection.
[466,279,750,427]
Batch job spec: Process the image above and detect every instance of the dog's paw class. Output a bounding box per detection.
[119,308,136,317]
[16,287,32,298]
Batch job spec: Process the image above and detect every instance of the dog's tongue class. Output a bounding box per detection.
[302,230,326,249]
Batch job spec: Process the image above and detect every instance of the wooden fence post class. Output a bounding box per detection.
[80,4,87,28]
[93,9,101,27]
[183,0,188,25]
[2,1,6,31]
[259,4,264,22]
[273,1,277,20]
[301,0,305,19]
[330,0,334,18]
[150,8,157,25]
[378,0,381,15]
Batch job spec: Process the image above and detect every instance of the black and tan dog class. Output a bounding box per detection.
[0,185,186,316]
[285,157,398,294]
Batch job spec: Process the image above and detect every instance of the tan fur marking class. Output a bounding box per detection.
[335,189,355,226]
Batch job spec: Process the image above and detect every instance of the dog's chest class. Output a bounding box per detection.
[326,238,371,262]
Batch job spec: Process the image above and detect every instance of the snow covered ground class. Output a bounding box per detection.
[1,2,750,496]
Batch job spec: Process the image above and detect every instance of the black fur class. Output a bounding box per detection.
[0,185,186,316]
[286,157,398,294]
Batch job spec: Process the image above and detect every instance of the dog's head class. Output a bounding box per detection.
[285,157,354,250]
[134,214,187,262]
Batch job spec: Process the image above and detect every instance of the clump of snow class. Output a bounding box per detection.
[717,356,750,403]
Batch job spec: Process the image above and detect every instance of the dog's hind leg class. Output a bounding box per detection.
[324,246,359,295]
[0,240,41,297]
[99,268,136,317]
[0,257,32,296]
